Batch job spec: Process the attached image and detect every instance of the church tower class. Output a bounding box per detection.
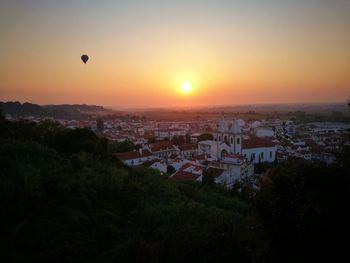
[216,117,229,158]
[217,116,229,143]
[229,118,242,154]
[216,117,242,158]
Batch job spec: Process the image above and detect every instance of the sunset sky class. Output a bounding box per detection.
[1,0,349,107]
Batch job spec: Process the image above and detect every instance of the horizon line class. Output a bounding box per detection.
[1,99,348,110]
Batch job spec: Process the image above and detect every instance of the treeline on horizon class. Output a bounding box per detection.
[0,111,349,263]
[0,101,110,120]
[2,101,350,123]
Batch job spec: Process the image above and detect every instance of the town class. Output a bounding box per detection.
[4,103,349,189]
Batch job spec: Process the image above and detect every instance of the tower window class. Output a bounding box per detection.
[237,138,240,144]
[218,135,221,142]
[230,137,233,144]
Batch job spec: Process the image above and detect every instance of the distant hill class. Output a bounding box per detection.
[0,101,112,119]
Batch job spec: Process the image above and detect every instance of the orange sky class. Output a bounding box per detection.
[1,0,349,107]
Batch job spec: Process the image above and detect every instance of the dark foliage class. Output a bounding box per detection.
[171,135,185,145]
[0,101,110,120]
[167,165,176,175]
[254,158,350,262]
[202,169,215,187]
[0,119,263,263]
[111,140,135,153]
[96,118,104,133]
[1,117,349,263]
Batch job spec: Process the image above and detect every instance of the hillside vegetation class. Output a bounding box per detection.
[0,112,349,263]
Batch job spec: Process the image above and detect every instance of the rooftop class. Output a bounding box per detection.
[178,144,197,151]
[150,141,174,152]
[243,136,275,149]
[115,150,152,161]
[206,167,225,178]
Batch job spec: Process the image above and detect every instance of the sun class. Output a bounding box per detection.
[180,81,192,94]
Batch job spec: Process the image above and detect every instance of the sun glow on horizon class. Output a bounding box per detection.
[1,1,349,106]
[180,81,193,95]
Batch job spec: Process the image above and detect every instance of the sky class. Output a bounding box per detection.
[0,0,349,107]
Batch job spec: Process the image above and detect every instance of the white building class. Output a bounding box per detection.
[115,149,153,166]
[155,129,187,140]
[198,140,217,157]
[143,141,177,158]
[149,160,167,173]
[215,117,243,157]
[176,144,198,158]
[219,154,254,186]
[199,117,277,164]
[242,137,277,164]
[255,127,275,138]
[190,133,201,143]
[171,162,204,181]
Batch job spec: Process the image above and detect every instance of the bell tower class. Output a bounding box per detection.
[229,118,242,154]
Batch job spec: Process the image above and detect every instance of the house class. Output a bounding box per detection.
[198,140,217,156]
[171,162,204,181]
[242,136,277,164]
[149,160,167,173]
[143,141,177,158]
[292,149,312,161]
[206,167,230,187]
[254,127,274,138]
[201,117,277,164]
[155,129,187,140]
[115,149,153,166]
[219,154,254,186]
[142,158,168,173]
[176,144,198,158]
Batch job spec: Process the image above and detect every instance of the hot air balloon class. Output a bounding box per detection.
[81,54,89,64]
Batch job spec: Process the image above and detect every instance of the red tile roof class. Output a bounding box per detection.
[178,144,197,151]
[115,150,152,161]
[180,162,204,171]
[169,153,179,159]
[208,160,220,167]
[194,154,207,161]
[243,136,275,149]
[206,167,225,178]
[171,171,200,181]
[171,162,204,181]
[151,141,174,152]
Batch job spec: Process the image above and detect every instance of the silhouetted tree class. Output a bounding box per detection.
[111,140,135,153]
[202,169,215,186]
[171,135,185,145]
[255,158,350,262]
[96,118,104,133]
[0,107,4,121]
[167,165,176,175]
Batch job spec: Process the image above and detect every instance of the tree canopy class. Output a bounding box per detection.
[0,118,349,263]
